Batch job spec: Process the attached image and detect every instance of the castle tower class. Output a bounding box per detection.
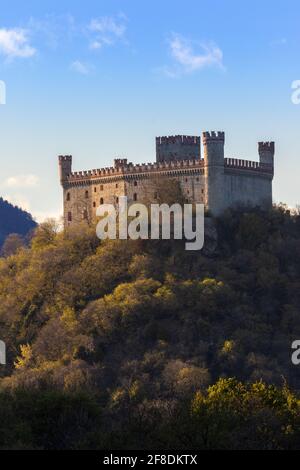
[156,135,201,163]
[58,155,72,184]
[258,142,274,174]
[203,131,225,216]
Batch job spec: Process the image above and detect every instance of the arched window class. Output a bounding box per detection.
[85,190,89,198]
[116,197,119,203]
[93,201,96,208]
[94,187,97,192]
[133,193,137,201]
[115,183,118,188]
[100,197,104,205]
[66,192,70,201]
[67,211,72,222]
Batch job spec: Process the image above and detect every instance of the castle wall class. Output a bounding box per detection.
[223,172,272,210]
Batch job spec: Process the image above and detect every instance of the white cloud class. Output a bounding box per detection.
[88,15,127,50]
[0,28,36,59]
[70,60,90,75]
[33,210,63,224]
[162,33,224,77]
[3,174,39,188]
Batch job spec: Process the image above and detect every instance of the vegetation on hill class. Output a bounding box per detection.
[1,205,300,449]
[0,197,37,250]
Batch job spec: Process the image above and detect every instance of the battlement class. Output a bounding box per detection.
[114,158,128,168]
[58,155,72,162]
[156,135,200,145]
[258,141,275,153]
[202,131,225,143]
[66,157,205,182]
[224,158,273,175]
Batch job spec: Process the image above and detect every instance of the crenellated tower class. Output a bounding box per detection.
[203,131,225,216]
[258,142,275,175]
[58,155,72,184]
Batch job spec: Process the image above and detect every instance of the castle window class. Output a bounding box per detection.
[93,202,96,208]
[85,190,89,198]
[201,189,204,194]
[116,183,118,188]
[67,211,72,222]
[66,192,70,201]
[116,197,119,203]
[134,181,137,186]
[94,187,97,192]
[100,185,104,191]
[83,210,88,219]
[185,178,188,182]
[196,177,199,182]
[133,193,137,201]
[100,197,104,205]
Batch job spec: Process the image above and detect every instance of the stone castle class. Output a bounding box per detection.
[59,131,274,226]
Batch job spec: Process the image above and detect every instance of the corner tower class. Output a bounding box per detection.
[258,142,274,175]
[58,155,72,184]
[203,131,225,216]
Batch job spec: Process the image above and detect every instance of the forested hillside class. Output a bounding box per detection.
[1,205,300,449]
[0,197,37,247]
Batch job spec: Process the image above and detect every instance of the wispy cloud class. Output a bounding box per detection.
[88,15,127,50]
[3,174,39,188]
[0,28,36,59]
[70,60,90,75]
[270,37,287,46]
[159,33,224,78]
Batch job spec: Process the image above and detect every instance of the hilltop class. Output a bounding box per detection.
[1,205,300,449]
[0,197,37,249]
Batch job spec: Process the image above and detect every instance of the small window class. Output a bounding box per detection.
[94,187,97,193]
[185,178,188,182]
[196,177,199,182]
[66,192,70,201]
[100,185,104,191]
[85,190,89,199]
[133,193,137,201]
[100,197,104,205]
[67,212,72,222]
[134,181,137,186]
[83,210,88,219]
[93,202,96,208]
[201,189,204,194]
[115,183,118,189]
[116,197,119,203]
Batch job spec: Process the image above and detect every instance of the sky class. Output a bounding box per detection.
[0,0,299,221]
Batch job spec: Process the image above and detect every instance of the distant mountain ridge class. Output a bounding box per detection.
[0,197,37,246]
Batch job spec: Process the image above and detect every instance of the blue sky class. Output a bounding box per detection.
[0,0,299,221]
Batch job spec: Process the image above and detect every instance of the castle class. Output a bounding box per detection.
[59,131,274,227]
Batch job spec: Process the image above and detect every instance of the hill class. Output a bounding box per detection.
[1,205,300,449]
[0,197,37,248]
